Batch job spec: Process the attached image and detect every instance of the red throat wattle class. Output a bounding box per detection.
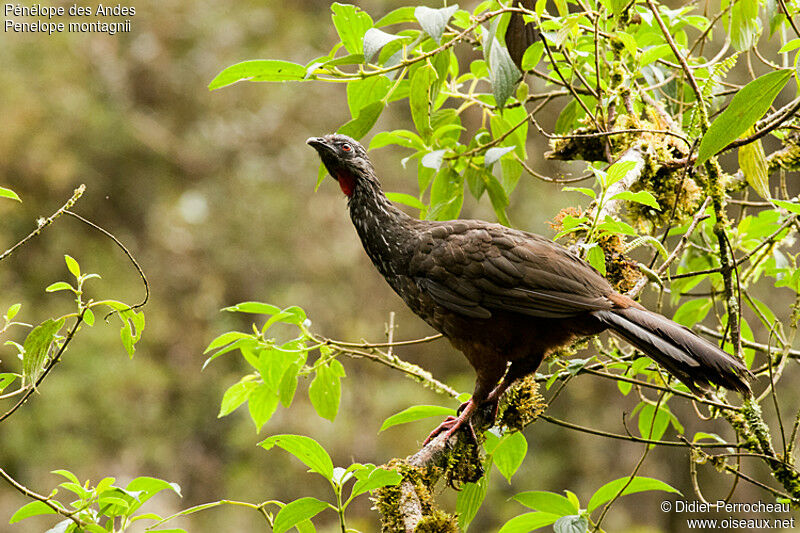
[336,171,355,196]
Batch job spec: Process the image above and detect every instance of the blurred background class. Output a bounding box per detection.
[1,1,798,531]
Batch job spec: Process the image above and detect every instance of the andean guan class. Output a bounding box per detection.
[307,133,752,443]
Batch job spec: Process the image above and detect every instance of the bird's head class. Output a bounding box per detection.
[306,134,374,197]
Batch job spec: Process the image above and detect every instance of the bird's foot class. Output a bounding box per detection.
[423,399,478,446]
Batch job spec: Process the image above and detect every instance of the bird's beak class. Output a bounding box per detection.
[306,137,334,153]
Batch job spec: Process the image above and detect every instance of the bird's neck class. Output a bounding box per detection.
[348,178,415,278]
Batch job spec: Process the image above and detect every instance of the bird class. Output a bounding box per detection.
[307,133,752,443]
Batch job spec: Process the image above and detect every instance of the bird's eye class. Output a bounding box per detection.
[341,143,352,152]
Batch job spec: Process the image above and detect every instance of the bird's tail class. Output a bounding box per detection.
[592,307,752,395]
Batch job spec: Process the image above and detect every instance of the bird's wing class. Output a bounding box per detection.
[408,221,615,319]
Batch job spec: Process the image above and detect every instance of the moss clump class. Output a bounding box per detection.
[443,434,484,487]
[547,126,607,162]
[768,137,800,173]
[373,461,442,533]
[497,375,547,433]
[625,135,702,229]
[597,232,641,292]
[414,509,459,533]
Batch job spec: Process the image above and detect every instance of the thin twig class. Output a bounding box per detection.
[539,414,739,448]
[65,210,149,312]
[540,34,602,132]
[695,325,800,359]
[593,392,664,531]
[670,215,796,280]
[628,197,711,298]
[778,0,800,38]
[0,467,85,528]
[0,185,85,262]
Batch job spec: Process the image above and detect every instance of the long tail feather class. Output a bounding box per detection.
[593,307,752,395]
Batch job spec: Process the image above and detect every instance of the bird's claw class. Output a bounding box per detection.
[423,415,478,446]
[423,400,480,446]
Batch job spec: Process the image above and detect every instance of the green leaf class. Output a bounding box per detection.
[521,41,544,70]
[493,431,527,482]
[249,383,280,430]
[415,5,458,44]
[485,174,511,225]
[209,60,307,89]
[347,76,391,117]
[738,128,770,200]
[0,186,21,202]
[308,363,342,421]
[636,402,670,442]
[204,331,253,354]
[22,317,65,386]
[772,199,800,214]
[338,101,384,140]
[457,470,490,531]
[331,3,373,54]
[697,69,792,165]
[554,515,588,533]
[386,192,426,211]
[363,28,404,63]
[555,99,581,134]
[222,301,282,315]
[375,6,417,27]
[640,44,673,66]
[410,64,435,139]
[605,159,638,187]
[608,0,630,19]
[779,38,800,53]
[610,190,660,210]
[615,31,637,56]
[273,497,329,533]
[64,255,80,278]
[9,501,58,523]
[587,476,680,512]
[729,0,761,51]
[465,165,486,199]
[314,53,365,70]
[586,245,606,275]
[260,434,335,480]
[562,186,596,199]
[514,491,579,516]
[45,282,74,293]
[279,359,303,407]
[6,303,21,320]
[672,298,712,327]
[127,476,182,498]
[218,379,257,417]
[498,512,560,533]
[51,470,79,484]
[0,373,16,393]
[380,405,457,432]
[350,467,402,498]
[428,168,464,221]
[488,38,521,108]
[369,130,426,151]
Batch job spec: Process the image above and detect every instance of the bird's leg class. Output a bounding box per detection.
[423,365,505,446]
[422,399,480,445]
[483,357,542,421]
